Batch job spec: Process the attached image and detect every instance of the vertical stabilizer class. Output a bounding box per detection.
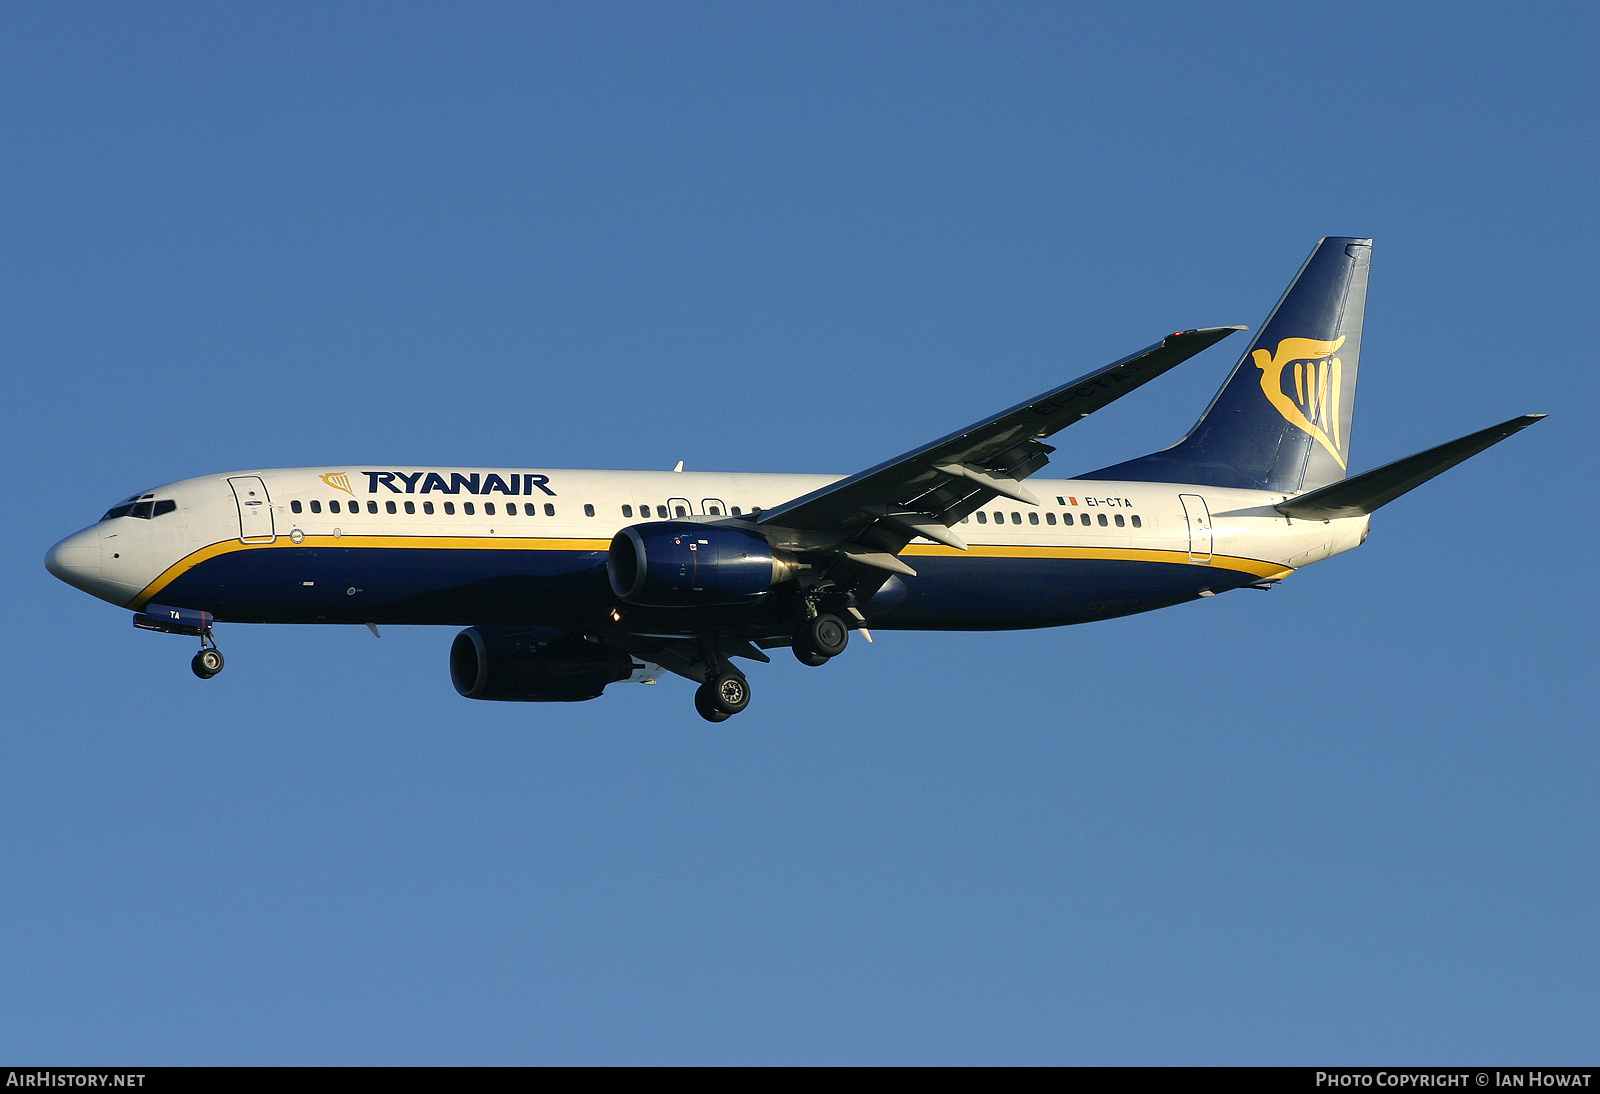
[1085,237,1371,492]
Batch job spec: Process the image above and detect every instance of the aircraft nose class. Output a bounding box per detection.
[45,526,105,596]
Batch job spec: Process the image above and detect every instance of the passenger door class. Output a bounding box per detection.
[701,498,727,516]
[1179,494,1212,562]
[229,476,276,543]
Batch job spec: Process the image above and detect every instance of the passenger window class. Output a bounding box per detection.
[622,505,633,518]
[976,511,988,524]
[444,502,455,515]
[731,506,742,516]
[485,502,496,516]
[1132,515,1142,528]
[544,504,555,516]
[329,500,341,514]
[584,504,595,517]
[464,502,475,515]
[1114,514,1125,527]
[291,500,303,514]
[1028,512,1039,525]
[405,501,416,515]
[656,505,668,518]
[424,501,435,515]
[386,501,397,514]
[1080,513,1090,525]
[1045,512,1056,525]
[310,500,322,514]
[993,512,1004,524]
[1097,513,1108,526]
[367,501,378,514]
[131,501,154,519]
[674,506,687,517]
[959,516,969,523]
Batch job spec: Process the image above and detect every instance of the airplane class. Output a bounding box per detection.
[45,238,1543,722]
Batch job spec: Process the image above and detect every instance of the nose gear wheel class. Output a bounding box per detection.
[192,647,225,679]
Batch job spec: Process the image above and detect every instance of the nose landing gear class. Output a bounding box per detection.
[190,624,225,680]
[192,646,225,679]
[133,604,225,679]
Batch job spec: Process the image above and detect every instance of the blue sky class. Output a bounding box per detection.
[3,1,1595,1064]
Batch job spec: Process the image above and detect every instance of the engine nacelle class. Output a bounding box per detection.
[450,627,638,702]
[607,521,796,607]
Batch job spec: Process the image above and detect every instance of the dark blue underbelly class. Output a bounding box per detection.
[157,545,1253,630]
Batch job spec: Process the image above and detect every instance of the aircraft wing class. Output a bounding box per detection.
[756,326,1243,562]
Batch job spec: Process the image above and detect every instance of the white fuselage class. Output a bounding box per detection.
[47,466,1370,624]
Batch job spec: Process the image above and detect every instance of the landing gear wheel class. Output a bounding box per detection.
[694,670,750,721]
[800,613,849,659]
[192,648,225,679]
[693,691,732,722]
[794,646,831,667]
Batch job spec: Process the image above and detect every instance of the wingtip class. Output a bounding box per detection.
[1164,325,1247,344]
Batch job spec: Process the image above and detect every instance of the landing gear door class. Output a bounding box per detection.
[229,476,276,543]
[1179,493,1212,562]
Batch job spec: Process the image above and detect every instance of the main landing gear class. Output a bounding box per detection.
[694,668,751,723]
[792,612,848,667]
[687,607,855,722]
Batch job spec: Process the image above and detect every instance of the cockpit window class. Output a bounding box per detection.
[101,496,177,521]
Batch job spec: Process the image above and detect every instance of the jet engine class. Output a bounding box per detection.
[450,626,640,702]
[607,521,797,607]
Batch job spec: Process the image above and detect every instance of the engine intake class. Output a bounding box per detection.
[607,521,796,607]
[450,627,637,702]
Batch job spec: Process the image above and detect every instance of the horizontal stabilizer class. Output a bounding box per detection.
[1276,414,1545,520]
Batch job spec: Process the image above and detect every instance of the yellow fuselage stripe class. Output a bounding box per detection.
[132,534,1293,610]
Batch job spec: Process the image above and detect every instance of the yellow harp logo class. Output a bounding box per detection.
[1253,336,1348,469]
[320,472,355,495]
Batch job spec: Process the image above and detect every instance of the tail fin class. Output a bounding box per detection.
[1086,237,1371,492]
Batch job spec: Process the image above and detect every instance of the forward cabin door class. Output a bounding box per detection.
[1179,493,1212,562]
[229,476,276,543]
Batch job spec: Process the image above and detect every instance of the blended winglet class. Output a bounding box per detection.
[1276,414,1545,520]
